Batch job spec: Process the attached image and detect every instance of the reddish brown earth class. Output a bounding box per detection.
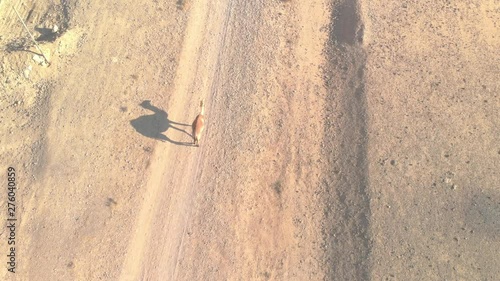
[0,0,498,280]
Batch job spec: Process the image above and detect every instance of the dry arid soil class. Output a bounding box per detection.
[0,0,499,280]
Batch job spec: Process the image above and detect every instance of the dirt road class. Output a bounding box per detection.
[1,0,498,280]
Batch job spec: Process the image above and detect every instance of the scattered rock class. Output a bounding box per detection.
[33,54,45,65]
[32,54,49,66]
[23,65,32,78]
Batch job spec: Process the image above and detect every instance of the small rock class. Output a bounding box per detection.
[23,65,32,78]
[33,54,44,63]
[451,184,457,190]
[33,54,47,66]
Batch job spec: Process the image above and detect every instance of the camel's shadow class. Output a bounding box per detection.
[130,100,194,146]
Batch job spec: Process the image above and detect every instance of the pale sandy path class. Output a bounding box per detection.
[120,1,234,280]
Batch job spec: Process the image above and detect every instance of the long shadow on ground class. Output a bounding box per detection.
[130,100,194,146]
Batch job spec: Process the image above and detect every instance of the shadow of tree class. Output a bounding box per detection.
[130,100,194,146]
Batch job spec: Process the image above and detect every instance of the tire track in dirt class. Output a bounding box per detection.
[170,2,236,279]
[171,1,236,279]
[119,1,233,280]
[322,0,372,279]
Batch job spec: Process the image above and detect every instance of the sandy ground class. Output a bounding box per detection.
[0,0,498,280]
